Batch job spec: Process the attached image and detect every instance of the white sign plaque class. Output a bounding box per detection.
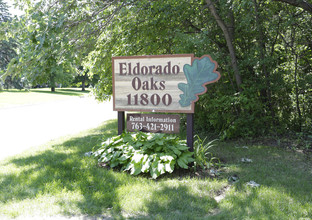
[113,54,194,113]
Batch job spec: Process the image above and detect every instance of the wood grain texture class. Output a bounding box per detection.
[113,54,194,113]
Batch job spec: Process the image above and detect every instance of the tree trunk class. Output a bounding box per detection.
[205,0,242,91]
[294,54,302,131]
[81,81,85,91]
[253,0,276,123]
[50,72,56,92]
[81,72,87,91]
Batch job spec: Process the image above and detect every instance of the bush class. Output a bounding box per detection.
[195,88,273,139]
[93,131,194,179]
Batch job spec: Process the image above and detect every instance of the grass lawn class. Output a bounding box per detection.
[0,88,90,108]
[0,119,311,219]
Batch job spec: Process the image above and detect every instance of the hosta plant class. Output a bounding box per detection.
[93,131,194,179]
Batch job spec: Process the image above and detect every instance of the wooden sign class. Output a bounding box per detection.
[127,114,180,133]
[113,54,221,148]
[113,54,220,113]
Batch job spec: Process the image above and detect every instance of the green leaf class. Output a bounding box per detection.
[177,158,188,169]
[141,155,152,173]
[119,154,130,161]
[178,56,220,107]
[176,143,188,151]
[124,163,133,172]
[142,142,153,150]
[111,138,123,146]
[110,160,119,168]
[156,139,164,145]
[155,146,162,152]
[177,151,194,169]
[131,162,142,176]
[166,145,179,154]
[159,155,174,162]
[150,160,160,179]
[122,133,133,143]
[101,138,111,147]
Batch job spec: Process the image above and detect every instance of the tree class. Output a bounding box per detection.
[0,0,9,23]
[205,0,242,91]
[6,2,76,91]
[9,0,312,137]
[72,66,99,91]
[0,0,18,90]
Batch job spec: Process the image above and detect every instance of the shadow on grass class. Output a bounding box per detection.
[0,89,28,93]
[31,88,90,96]
[0,118,220,218]
[210,143,312,219]
[2,121,311,219]
[129,184,218,219]
[0,88,89,96]
[0,120,125,217]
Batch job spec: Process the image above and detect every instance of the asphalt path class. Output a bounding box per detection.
[0,96,116,161]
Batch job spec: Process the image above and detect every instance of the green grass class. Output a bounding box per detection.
[211,143,312,219]
[0,120,311,219]
[0,88,90,108]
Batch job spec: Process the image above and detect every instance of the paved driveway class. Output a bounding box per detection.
[0,96,116,161]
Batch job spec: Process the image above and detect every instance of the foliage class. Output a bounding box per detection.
[93,131,194,179]
[82,0,312,137]
[193,135,220,170]
[0,38,16,70]
[5,0,312,136]
[0,0,18,90]
[71,67,99,91]
[0,0,10,32]
[5,2,77,91]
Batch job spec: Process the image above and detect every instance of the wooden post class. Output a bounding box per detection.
[118,111,125,135]
[187,113,194,152]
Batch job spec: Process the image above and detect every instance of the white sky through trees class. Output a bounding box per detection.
[3,0,24,16]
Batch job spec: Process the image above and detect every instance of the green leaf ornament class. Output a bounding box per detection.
[178,55,220,107]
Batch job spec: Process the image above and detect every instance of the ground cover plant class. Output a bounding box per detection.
[0,120,311,219]
[93,132,194,179]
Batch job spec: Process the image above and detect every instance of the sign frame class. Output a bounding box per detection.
[112,54,195,113]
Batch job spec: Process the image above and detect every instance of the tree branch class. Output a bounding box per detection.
[205,0,242,91]
[272,0,312,14]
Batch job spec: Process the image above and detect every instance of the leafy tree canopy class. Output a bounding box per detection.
[0,0,18,89]
[6,0,312,137]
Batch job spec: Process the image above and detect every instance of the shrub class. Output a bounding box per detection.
[93,131,194,179]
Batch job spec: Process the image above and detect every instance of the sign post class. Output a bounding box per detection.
[187,113,194,151]
[117,111,125,135]
[112,54,220,149]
